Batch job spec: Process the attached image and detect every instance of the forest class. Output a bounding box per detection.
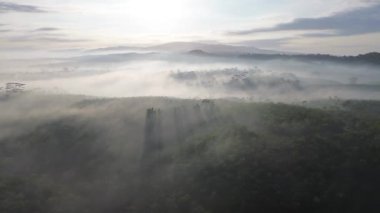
[2,1,380,212]
[239,52,380,66]
[0,93,379,213]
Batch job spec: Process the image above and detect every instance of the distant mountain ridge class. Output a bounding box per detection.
[239,52,380,66]
[88,42,380,66]
[91,41,282,55]
[148,42,281,55]
[74,52,157,63]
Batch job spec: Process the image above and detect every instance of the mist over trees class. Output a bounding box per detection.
[0,49,379,212]
[1,0,380,212]
[2,50,380,100]
[0,94,379,213]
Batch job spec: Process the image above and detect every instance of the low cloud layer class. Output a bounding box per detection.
[1,53,380,101]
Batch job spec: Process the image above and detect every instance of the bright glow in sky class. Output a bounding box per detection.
[0,0,379,55]
[126,0,188,32]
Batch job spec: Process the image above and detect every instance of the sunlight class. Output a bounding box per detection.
[127,0,188,32]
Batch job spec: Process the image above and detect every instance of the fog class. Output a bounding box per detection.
[1,0,380,211]
[1,50,380,212]
[1,87,379,212]
[1,51,379,101]
[0,92,242,212]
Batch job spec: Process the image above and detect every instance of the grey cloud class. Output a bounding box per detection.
[8,33,89,43]
[0,2,47,13]
[31,37,89,43]
[34,27,60,32]
[229,4,380,37]
[0,23,11,33]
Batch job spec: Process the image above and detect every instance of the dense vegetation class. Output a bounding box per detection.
[0,95,379,213]
[239,52,380,66]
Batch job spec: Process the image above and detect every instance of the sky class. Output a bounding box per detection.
[0,0,380,56]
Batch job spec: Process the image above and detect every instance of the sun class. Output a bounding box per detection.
[127,0,188,32]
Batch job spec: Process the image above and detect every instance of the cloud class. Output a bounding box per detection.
[30,37,89,43]
[0,23,11,32]
[229,3,380,37]
[9,36,89,43]
[7,33,90,43]
[0,2,47,13]
[34,27,60,32]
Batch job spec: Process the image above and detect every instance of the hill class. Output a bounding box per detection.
[0,94,380,213]
[240,52,380,66]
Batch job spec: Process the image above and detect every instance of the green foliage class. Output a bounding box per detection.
[0,97,379,212]
[0,177,52,213]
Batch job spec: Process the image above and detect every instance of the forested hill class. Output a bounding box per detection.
[0,94,380,213]
[239,52,380,66]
